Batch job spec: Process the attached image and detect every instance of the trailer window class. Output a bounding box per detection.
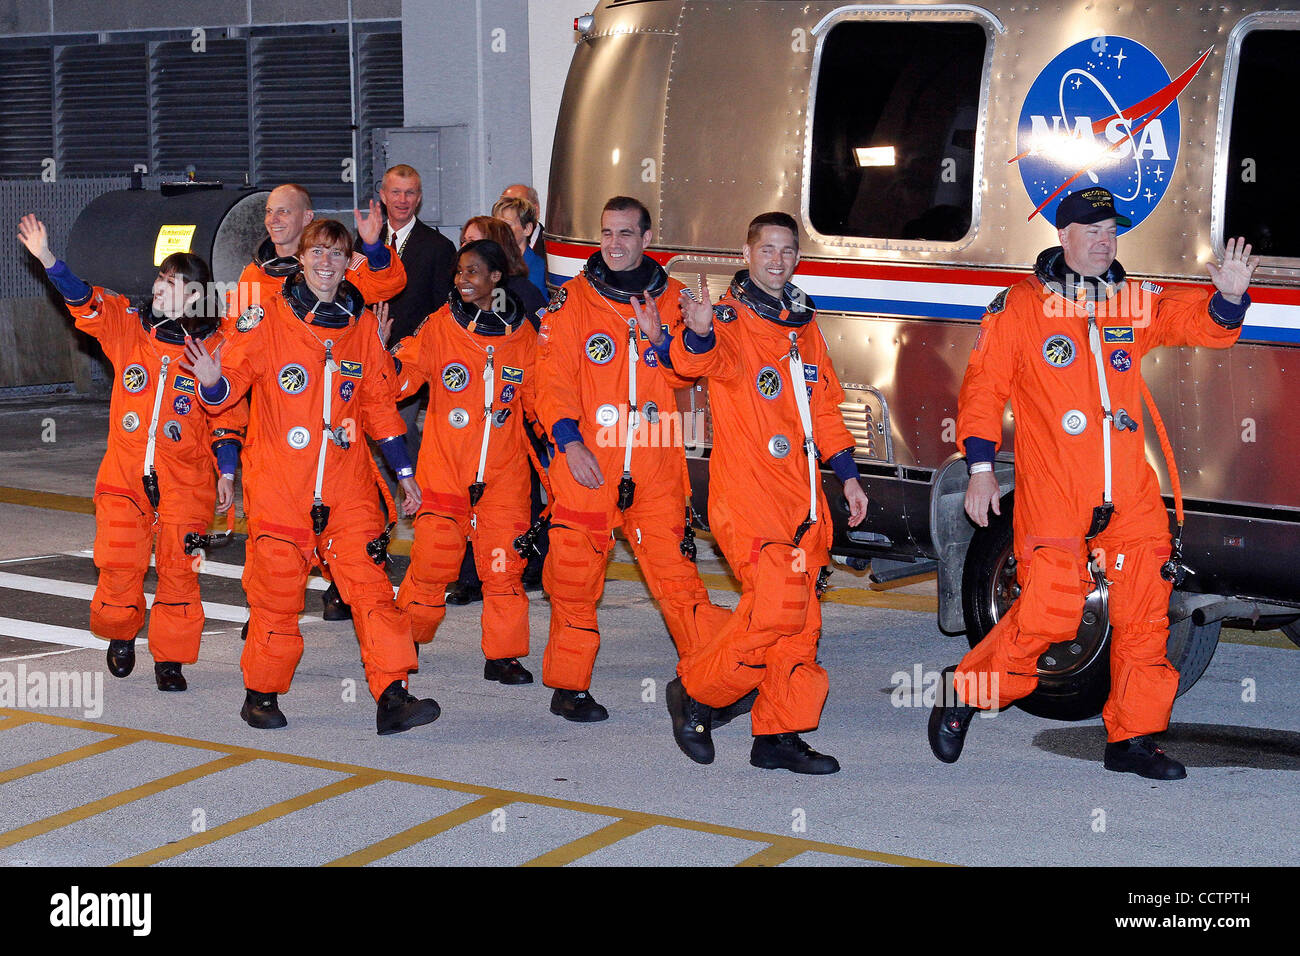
[1224,29,1300,259]
[809,21,986,242]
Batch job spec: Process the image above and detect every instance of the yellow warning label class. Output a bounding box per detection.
[153,225,197,266]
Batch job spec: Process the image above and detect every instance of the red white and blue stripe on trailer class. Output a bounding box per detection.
[545,241,1300,345]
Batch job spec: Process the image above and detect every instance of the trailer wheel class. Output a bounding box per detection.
[961,501,1224,720]
[961,506,1111,720]
[1166,615,1221,697]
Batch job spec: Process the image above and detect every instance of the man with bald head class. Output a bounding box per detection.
[501,183,546,261]
[233,183,407,317]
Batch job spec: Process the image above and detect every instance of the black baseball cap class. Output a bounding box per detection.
[1055,187,1132,228]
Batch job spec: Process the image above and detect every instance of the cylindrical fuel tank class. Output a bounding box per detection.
[65,184,268,297]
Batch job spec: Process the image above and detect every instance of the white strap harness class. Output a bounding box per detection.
[623,319,639,480]
[474,344,496,491]
[313,339,336,510]
[785,331,818,528]
[1084,303,1115,507]
[143,354,170,486]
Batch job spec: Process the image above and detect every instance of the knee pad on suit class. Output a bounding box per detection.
[749,543,811,634]
[1015,545,1087,641]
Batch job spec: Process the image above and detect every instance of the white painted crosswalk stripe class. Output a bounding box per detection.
[0,571,250,623]
[64,550,332,591]
[0,616,133,650]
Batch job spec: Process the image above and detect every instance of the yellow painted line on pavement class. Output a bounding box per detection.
[4,709,951,867]
[521,819,651,867]
[323,795,503,867]
[0,713,35,732]
[0,735,133,787]
[0,486,95,516]
[0,753,248,851]
[115,775,379,867]
[736,843,807,867]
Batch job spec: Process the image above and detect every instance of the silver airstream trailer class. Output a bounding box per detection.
[544,0,1300,718]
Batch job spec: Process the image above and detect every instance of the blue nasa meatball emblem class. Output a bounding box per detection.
[1110,348,1132,372]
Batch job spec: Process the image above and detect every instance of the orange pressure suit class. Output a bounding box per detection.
[535,255,729,691]
[393,292,539,660]
[226,238,407,600]
[201,276,417,701]
[672,275,858,735]
[68,285,246,664]
[955,248,1243,741]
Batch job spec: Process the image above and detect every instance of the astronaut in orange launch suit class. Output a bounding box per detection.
[929,187,1258,779]
[534,197,730,722]
[660,212,869,774]
[187,219,438,735]
[18,214,245,693]
[391,240,542,685]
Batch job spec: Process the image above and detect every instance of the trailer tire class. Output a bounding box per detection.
[961,501,1224,720]
[960,500,1111,722]
[1166,615,1221,697]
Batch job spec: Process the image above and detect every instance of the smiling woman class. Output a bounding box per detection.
[295,219,354,302]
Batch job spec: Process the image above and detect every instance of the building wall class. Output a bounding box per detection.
[0,0,580,390]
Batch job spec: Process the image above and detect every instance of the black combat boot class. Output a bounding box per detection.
[106,639,136,678]
[321,582,352,621]
[927,665,978,763]
[712,688,757,729]
[376,680,441,735]
[154,662,187,692]
[666,677,714,764]
[549,688,608,722]
[1104,735,1187,780]
[750,733,840,774]
[483,657,533,685]
[241,688,287,729]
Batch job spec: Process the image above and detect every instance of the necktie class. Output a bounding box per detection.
[389,228,399,249]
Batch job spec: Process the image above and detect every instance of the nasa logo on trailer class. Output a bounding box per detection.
[278,363,308,394]
[441,362,470,392]
[1042,334,1077,368]
[122,364,148,393]
[1110,348,1132,371]
[1014,37,1211,231]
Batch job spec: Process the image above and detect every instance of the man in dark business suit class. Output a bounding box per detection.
[375,164,456,462]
